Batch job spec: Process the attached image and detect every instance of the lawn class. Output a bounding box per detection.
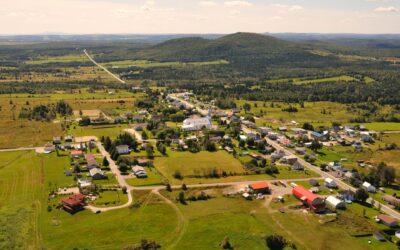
[364,122,400,132]
[126,167,165,187]
[90,190,128,207]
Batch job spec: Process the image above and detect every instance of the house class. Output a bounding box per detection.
[309,187,320,193]
[311,132,327,141]
[151,114,164,123]
[278,126,287,132]
[292,161,304,171]
[337,190,355,202]
[257,127,272,135]
[249,182,270,194]
[231,108,241,114]
[282,156,298,165]
[44,144,56,153]
[242,120,256,129]
[344,171,359,180]
[383,195,400,207]
[53,137,61,145]
[250,152,263,160]
[209,136,222,143]
[62,194,86,213]
[137,158,149,166]
[131,123,146,131]
[85,154,99,169]
[138,110,149,116]
[360,131,373,142]
[268,133,278,140]
[131,116,145,123]
[71,150,84,158]
[182,116,212,131]
[246,132,259,140]
[295,147,306,155]
[65,135,74,142]
[90,168,104,180]
[309,179,319,186]
[345,128,356,137]
[116,145,130,155]
[132,166,148,178]
[292,185,325,213]
[362,181,376,192]
[376,214,398,228]
[326,195,346,209]
[328,161,342,171]
[271,150,285,160]
[324,178,337,188]
[291,128,307,135]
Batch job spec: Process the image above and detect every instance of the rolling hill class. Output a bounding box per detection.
[134,32,337,69]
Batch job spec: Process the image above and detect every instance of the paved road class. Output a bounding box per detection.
[168,94,209,116]
[87,142,134,212]
[241,126,400,220]
[83,49,126,84]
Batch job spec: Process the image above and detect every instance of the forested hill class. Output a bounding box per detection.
[135,32,335,67]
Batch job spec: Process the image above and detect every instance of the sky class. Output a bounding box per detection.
[1,0,399,34]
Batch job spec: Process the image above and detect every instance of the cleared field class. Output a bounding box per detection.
[364,122,400,131]
[235,100,356,126]
[67,124,128,139]
[102,59,229,69]
[25,54,90,64]
[160,188,392,250]
[267,75,357,84]
[154,150,319,185]
[0,90,142,148]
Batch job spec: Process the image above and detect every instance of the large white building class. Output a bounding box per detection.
[182,116,212,131]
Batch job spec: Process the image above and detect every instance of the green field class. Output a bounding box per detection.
[267,75,357,84]
[102,59,229,69]
[26,54,89,64]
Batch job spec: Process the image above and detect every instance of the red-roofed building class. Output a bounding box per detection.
[292,185,325,213]
[71,150,84,158]
[62,194,86,213]
[249,182,270,194]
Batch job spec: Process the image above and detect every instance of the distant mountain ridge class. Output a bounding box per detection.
[135,32,328,67]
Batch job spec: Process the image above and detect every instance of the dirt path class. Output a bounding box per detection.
[153,189,188,250]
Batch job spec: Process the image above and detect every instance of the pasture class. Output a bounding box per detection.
[267,75,357,84]
[102,59,229,69]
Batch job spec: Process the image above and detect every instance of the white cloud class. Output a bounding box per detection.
[374,6,399,12]
[199,1,217,6]
[273,4,304,12]
[224,1,253,7]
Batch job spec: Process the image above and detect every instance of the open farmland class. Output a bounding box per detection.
[102,59,229,69]
[266,75,357,84]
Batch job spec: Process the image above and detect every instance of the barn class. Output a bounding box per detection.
[292,185,325,213]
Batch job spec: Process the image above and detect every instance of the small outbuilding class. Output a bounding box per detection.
[362,181,376,193]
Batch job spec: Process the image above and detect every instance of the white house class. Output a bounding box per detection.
[328,161,342,171]
[362,181,376,192]
[326,195,346,209]
[90,168,104,180]
[182,116,212,131]
[324,178,337,188]
[116,145,130,155]
[360,131,373,142]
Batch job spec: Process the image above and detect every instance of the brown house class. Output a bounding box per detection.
[62,194,86,214]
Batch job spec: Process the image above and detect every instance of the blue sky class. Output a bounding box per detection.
[1,0,399,34]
